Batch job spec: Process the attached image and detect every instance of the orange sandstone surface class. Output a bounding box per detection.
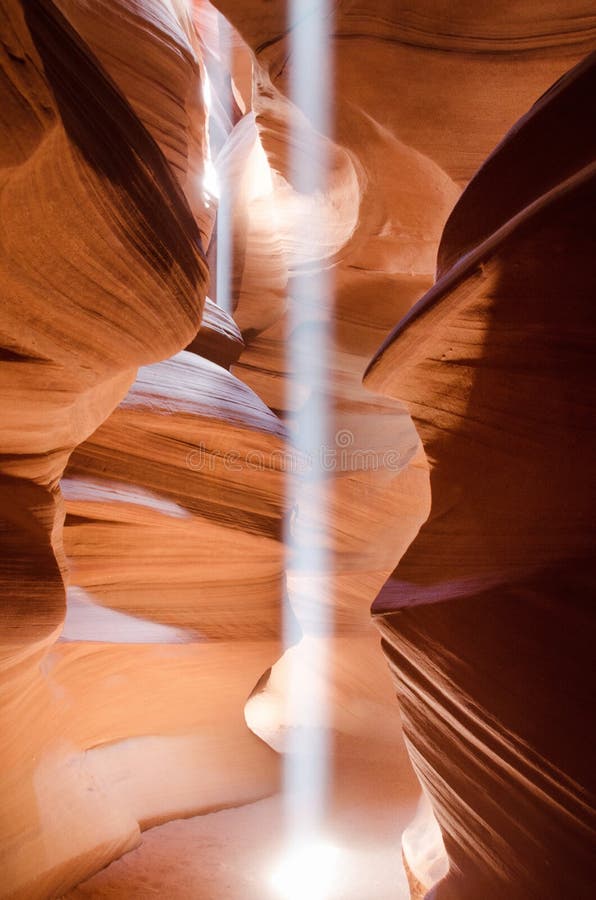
[0,1,594,898]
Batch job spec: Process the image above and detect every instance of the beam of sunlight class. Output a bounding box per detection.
[213,12,233,313]
[201,72,220,200]
[269,839,342,900]
[278,0,336,894]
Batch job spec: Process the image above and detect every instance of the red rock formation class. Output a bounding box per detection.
[366,52,596,899]
[0,0,208,895]
[186,297,244,368]
[2,0,595,897]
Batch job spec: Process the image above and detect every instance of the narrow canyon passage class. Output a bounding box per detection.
[1,2,594,900]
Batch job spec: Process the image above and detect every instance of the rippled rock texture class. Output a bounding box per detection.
[1,0,595,898]
[367,52,596,899]
[0,0,214,895]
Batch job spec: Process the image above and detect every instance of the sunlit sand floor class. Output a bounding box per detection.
[65,738,420,900]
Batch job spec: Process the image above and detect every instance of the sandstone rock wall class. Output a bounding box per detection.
[1,1,594,897]
[366,52,596,898]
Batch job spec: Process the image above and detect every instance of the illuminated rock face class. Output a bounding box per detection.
[1,1,595,899]
[0,1,209,896]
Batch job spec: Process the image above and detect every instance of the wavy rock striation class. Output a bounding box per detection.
[2,0,595,897]
[0,0,208,895]
[366,52,596,899]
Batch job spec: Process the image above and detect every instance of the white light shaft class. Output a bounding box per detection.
[283,0,334,851]
[215,14,233,312]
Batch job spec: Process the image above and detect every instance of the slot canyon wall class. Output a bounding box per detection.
[366,52,596,898]
[0,1,594,898]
